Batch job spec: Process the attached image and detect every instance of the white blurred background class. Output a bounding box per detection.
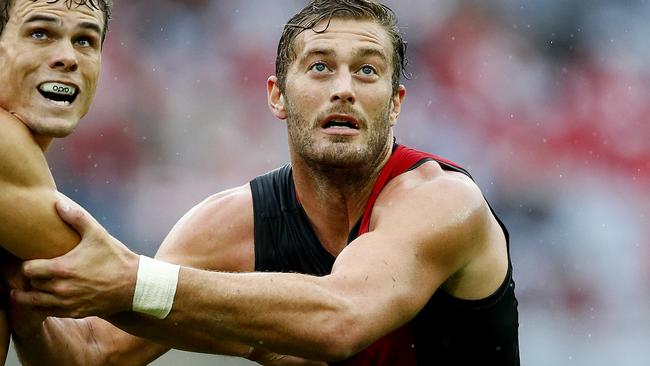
[7,0,650,365]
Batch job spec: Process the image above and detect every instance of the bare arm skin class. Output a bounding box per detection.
[15,161,508,361]
[0,108,78,365]
[12,186,326,366]
[118,166,503,360]
[0,109,80,260]
[0,106,251,364]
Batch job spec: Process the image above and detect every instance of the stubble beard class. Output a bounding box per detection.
[285,101,393,175]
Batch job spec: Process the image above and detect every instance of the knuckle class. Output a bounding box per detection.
[29,293,40,305]
[53,262,72,278]
[21,263,33,276]
[71,208,84,221]
[52,282,67,295]
[62,298,76,310]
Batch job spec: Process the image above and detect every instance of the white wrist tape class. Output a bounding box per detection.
[132,255,180,319]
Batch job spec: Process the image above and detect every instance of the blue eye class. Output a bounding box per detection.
[75,37,92,47]
[310,62,328,73]
[360,65,376,75]
[31,30,48,40]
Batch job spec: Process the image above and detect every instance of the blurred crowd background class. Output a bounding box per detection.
[7,0,650,365]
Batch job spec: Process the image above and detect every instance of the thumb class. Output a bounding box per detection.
[55,192,98,237]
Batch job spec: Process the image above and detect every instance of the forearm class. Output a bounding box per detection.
[13,316,167,366]
[120,267,361,360]
[13,317,98,366]
[108,311,256,359]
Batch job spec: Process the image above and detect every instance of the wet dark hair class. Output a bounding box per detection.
[276,0,409,95]
[0,0,112,43]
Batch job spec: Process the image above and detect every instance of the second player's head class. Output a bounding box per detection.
[0,0,112,147]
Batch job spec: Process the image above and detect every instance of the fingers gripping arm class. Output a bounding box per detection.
[8,197,168,365]
[15,174,486,361]
[13,191,323,365]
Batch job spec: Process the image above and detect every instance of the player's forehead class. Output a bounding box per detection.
[293,17,392,61]
[9,0,104,32]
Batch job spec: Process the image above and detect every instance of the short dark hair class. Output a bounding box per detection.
[276,0,408,95]
[0,0,112,43]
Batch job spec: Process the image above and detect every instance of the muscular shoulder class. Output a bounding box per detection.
[0,108,51,187]
[375,161,487,226]
[371,161,491,272]
[155,184,255,273]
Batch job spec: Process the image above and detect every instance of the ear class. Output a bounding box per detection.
[267,76,288,120]
[388,85,406,127]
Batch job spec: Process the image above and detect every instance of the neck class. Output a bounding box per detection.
[33,134,53,152]
[8,112,53,152]
[290,140,393,256]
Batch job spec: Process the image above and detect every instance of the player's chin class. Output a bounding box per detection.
[27,116,81,138]
[317,145,371,167]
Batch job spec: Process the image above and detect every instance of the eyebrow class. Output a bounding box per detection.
[299,47,388,64]
[299,47,335,64]
[354,48,389,63]
[25,14,59,25]
[79,21,102,35]
[25,14,102,35]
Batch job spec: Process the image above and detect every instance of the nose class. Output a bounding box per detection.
[330,70,355,104]
[49,41,78,72]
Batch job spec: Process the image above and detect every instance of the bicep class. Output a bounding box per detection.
[324,178,485,336]
[326,229,441,336]
[0,184,79,259]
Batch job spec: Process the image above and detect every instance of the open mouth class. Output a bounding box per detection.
[38,82,79,106]
[322,116,360,130]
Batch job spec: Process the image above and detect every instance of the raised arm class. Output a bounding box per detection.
[0,109,79,259]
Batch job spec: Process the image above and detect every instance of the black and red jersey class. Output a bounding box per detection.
[250,144,520,365]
